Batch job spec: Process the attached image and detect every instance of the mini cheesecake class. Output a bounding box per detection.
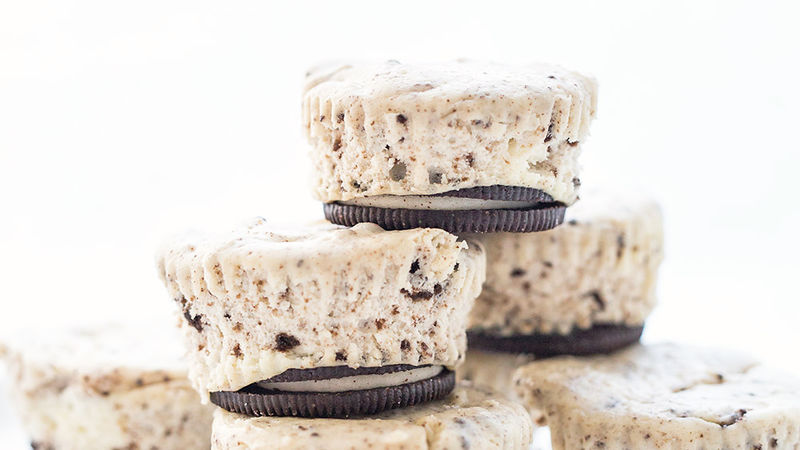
[211,383,533,450]
[303,60,598,233]
[461,192,663,399]
[0,324,214,450]
[157,219,485,418]
[514,344,800,450]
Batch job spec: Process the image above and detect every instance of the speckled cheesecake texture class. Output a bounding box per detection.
[304,60,598,205]
[157,219,486,398]
[466,192,663,336]
[514,344,800,450]
[211,383,533,450]
[0,324,214,450]
[459,350,536,408]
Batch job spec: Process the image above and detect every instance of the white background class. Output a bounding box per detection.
[1,0,799,447]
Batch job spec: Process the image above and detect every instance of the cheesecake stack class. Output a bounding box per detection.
[153,61,610,449]
[6,60,800,450]
[153,60,663,449]
[305,61,664,403]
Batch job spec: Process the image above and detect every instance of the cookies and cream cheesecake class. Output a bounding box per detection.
[461,192,663,401]
[0,324,214,450]
[514,343,800,450]
[211,383,533,449]
[304,60,598,233]
[157,218,485,418]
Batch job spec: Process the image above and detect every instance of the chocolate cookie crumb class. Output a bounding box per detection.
[183,311,204,332]
[428,170,443,184]
[389,162,407,181]
[275,333,300,352]
[719,409,748,427]
[400,288,434,301]
[465,153,475,167]
[544,117,556,143]
[586,290,606,310]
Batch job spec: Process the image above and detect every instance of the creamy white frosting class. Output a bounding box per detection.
[257,365,442,393]
[340,195,538,211]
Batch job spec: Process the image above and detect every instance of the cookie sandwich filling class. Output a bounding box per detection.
[256,365,443,392]
[339,185,560,211]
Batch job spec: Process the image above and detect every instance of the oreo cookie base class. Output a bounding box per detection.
[325,185,566,233]
[210,365,455,419]
[467,323,644,358]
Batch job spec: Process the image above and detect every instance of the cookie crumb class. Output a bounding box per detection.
[183,311,204,332]
[389,162,407,181]
[275,333,300,352]
[544,117,556,142]
[400,288,434,301]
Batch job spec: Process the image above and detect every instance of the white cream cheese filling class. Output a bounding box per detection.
[256,365,443,393]
[340,195,538,211]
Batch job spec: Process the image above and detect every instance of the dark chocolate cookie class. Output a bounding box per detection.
[325,186,565,233]
[210,367,455,418]
[467,324,644,357]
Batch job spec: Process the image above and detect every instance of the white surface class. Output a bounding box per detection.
[1,0,799,448]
